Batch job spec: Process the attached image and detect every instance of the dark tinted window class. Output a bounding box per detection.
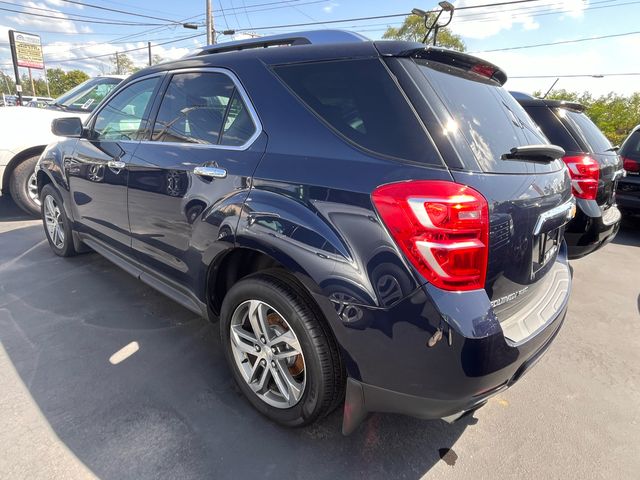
[560,109,612,154]
[274,59,441,165]
[93,77,158,141]
[524,106,581,152]
[413,59,548,173]
[620,130,640,160]
[152,72,256,145]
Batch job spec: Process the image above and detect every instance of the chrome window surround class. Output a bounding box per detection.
[144,67,262,151]
[86,68,262,152]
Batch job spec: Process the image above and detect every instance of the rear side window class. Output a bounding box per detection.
[152,72,256,146]
[413,59,548,173]
[559,109,612,154]
[274,59,441,165]
[524,106,581,152]
[620,130,640,160]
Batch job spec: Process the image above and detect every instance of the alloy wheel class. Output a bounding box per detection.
[229,299,306,409]
[43,194,65,249]
[27,172,40,206]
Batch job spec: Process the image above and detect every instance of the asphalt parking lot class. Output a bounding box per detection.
[0,195,639,480]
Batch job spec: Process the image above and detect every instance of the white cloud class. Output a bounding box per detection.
[450,0,588,39]
[7,1,84,34]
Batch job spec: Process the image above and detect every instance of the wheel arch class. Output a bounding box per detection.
[2,145,46,193]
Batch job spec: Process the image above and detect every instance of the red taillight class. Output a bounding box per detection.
[623,156,640,173]
[372,180,489,291]
[562,155,600,200]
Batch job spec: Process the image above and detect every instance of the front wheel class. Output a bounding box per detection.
[40,184,77,257]
[220,273,344,427]
[9,155,40,216]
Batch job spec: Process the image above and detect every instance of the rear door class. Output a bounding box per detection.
[127,68,265,291]
[386,53,573,323]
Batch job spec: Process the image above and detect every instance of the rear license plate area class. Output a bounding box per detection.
[532,227,561,274]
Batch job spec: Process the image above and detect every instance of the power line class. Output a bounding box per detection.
[511,73,640,78]
[56,0,183,24]
[0,5,167,26]
[472,30,640,53]
[45,33,204,65]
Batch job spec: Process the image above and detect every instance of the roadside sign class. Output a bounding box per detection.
[9,30,44,70]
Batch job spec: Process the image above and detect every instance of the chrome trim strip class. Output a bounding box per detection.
[533,197,576,235]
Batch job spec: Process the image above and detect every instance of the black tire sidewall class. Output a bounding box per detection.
[40,184,75,257]
[220,275,330,427]
[9,155,40,216]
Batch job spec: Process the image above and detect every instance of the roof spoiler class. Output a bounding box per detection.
[555,101,585,112]
[378,44,508,86]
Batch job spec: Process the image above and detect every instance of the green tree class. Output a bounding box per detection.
[46,68,89,97]
[0,71,16,96]
[152,54,164,65]
[111,53,137,75]
[383,14,465,51]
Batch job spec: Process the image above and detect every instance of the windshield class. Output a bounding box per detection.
[53,77,122,112]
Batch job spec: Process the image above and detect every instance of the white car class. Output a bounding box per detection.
[0,75,124,215]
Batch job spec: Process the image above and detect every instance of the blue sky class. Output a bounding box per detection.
[1,0,639,95]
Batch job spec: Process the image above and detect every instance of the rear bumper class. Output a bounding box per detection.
[339,250,571,435]
[565,201,621,259]
[343,301,566,434]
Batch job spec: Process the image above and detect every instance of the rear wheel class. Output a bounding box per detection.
[220,273,344,427]
[41,184,76,257]
[9,155,40,216]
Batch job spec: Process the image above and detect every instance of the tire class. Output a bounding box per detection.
[220,273,345,427]
[40,183,77,257]
[9,154,41,216]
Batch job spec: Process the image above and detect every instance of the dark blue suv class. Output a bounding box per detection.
[37,31,574,434]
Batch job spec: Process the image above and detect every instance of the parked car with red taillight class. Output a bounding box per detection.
[512,92,623,258]
[617,125,640,216]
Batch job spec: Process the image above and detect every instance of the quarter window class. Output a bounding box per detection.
[152,72,256,146]
[92,78,159,141]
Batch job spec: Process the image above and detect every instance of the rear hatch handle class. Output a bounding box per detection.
[502,144,565,163]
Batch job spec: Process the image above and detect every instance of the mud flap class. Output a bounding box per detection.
[341,378,369,435]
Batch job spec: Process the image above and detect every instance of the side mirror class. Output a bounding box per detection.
[52,117,83,138]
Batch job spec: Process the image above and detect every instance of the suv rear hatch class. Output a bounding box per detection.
[380,46,573,340]
[522,99,622,209]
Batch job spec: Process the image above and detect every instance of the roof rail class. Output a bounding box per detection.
[197,29,369,56]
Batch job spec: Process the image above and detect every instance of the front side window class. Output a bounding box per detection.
[152,72,256,146]
[92,78,159,141]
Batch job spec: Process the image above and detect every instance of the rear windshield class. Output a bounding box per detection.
[273,59,442,165]
[620,130,640,160]
[558,109,612,154]
[413,59,550,173]
[523,106,581,152]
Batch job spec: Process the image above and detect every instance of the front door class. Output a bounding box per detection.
[67,76,162,251]
[127,69,265,292]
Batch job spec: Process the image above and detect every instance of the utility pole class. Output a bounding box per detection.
[148,42,152,66]
[8,30,23,105]
[206,0,215,44]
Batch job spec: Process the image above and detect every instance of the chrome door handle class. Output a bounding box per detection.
[194,166,227,179]
[107,160,126,169]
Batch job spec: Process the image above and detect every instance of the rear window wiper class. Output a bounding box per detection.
[502,144,565,163]
[606,145,620,152]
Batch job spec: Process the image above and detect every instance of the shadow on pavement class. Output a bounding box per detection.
[0,225,470,480]
[0,196,36,223]
[613,216,640,247]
